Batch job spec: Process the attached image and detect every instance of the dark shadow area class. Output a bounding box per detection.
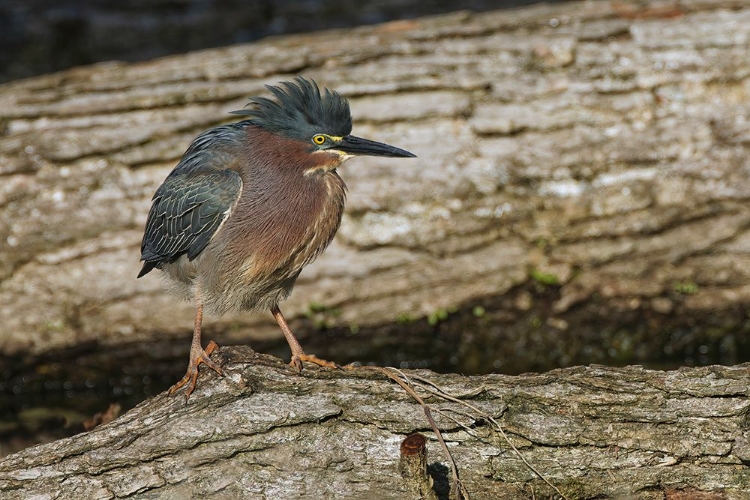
[285,283,750,374]
[0,339,182,457]
[0,0,567,83]
[427,462,451,500]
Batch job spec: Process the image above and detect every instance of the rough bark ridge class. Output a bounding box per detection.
[2,1,750,357]
[0,349,748,499]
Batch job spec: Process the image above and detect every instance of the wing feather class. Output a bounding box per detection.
[138,123,246,278]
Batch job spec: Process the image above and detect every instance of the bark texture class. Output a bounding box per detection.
[2,0,750,360]
[0,349,749,499]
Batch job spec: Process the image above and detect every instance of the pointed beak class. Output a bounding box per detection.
[336,135,416,158]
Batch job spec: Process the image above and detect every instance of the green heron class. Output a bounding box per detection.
[138,77,415,400]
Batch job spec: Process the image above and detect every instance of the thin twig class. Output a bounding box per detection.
[345,365,567,499]
[433,407,484,438]
[390,368,470,500]
[406,374,569,500]
[350,365,468,500]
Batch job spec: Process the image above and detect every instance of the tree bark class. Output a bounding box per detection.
[0,348,748,499]
[2,0,750,364]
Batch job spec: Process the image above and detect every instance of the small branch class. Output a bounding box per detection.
[409,373,569,500]
[349,365,468,500]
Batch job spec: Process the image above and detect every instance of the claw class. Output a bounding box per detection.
[168,341,224,401]
[289,355,304,373]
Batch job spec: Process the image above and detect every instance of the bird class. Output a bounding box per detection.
[138,77,415,400]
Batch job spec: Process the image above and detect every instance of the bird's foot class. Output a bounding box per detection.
[168,340,224,401]
[289,353,340,372]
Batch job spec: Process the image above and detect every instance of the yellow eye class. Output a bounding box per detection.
[312,134,326,145]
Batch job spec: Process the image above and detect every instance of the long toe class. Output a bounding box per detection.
[168,372,192,396]
[182,368,201,402]
[168,343,224,401]
[199,348,224,376]
[295,353,341,370]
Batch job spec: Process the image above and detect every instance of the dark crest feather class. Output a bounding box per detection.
[231,77,352,140]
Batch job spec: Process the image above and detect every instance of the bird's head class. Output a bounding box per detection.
[231,77,415,171]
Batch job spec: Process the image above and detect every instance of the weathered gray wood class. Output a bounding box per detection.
[0,349,748,499]
[2,0,750,360]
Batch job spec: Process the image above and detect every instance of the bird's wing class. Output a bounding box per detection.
[138,125,245,278]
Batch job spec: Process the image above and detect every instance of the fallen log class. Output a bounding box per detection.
[1,1,750,372]
[0,348,748,499]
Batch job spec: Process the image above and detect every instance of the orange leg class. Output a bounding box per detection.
[168,301,224,401]
[271,305,339,372]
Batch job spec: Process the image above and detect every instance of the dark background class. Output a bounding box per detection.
[0,0,561,84]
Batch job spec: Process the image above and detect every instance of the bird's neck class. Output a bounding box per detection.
[240,127,340,180]
[226,126,347,274]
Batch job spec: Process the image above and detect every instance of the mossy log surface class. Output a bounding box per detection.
[0,349,749,499]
